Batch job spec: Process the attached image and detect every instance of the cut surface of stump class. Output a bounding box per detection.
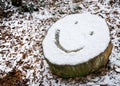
[42,13,112,78]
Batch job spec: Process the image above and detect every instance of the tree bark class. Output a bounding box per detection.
[45,42,113,78]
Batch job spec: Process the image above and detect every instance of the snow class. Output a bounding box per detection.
[43,13,110,65]
[115,68,120,73]
[0,0,120,86]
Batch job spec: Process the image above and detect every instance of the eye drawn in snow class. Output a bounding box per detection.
[55,29,84,53]
[74,21,78,24]
[89,31,94,36]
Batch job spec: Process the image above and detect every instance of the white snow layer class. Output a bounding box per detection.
[42,13,110,65]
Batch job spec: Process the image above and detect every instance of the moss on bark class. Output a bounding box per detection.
[45,42,113,78]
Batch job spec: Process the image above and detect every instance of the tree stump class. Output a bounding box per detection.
[42,13,113,78]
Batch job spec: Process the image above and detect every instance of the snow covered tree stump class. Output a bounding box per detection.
[42,13,113,78]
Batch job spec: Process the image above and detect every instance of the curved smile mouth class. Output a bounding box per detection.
[55,29,84,53]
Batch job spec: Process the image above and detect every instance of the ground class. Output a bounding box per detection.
[0,0,120,86]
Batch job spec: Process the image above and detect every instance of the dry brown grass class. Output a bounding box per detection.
[0,69,28,86]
